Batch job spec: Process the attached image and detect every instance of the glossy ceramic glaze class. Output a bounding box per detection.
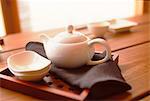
[109,19,138,33]
[7,51,51,72]
[9,67,51,81]
[7,51,51,81]
[41,32,111,68]
[87,22,109,37]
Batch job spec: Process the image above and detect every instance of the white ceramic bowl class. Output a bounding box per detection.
[7,51,51,81]
[87,22,109,37]
[9,64,50,76]
[9,66,51,81]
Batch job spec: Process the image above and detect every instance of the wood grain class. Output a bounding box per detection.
[0,28,66,53]
[0,42,149,101]
[0,68,88,101]
[126,13,150,25]
[141,96,150,101]
[1,0,21,34]
[144,1,150,14]
[106,42,150,100]
[1,23,149,66]
[1,14,150,53]
[0,87,39,101]
[0,49,24,68]
[96,23,150,52]
[0,14,150,101]
[1,23,150,53]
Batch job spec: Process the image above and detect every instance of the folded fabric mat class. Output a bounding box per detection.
[26,42,131,99]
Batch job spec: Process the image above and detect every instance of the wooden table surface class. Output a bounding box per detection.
[0,14,150,101]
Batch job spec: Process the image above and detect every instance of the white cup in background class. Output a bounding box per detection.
[87,22,110,37]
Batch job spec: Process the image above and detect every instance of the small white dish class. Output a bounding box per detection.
[87,22,110,37]
[9,66,51,81]
[109,19,138,33]
[7,51,51,81]
[8,64,50,76]
[7,51,51,73]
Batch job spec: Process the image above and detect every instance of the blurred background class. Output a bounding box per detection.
[0,0,149,37]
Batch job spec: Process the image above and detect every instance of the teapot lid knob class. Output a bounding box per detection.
[67,25,74,33]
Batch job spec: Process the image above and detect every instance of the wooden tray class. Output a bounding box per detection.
[0,67,89,101]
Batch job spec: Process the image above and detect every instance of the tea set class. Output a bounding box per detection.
[7,25,112,81]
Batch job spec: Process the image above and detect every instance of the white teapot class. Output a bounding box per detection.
[40,25,111,68]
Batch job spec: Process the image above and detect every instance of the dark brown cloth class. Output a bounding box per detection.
[26,42,131,99]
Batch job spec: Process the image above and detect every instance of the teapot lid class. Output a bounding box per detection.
[53,25,83,42]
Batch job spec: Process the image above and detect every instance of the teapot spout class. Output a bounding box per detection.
[40,34,50,44]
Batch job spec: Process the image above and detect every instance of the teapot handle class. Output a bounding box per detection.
[40,34,50,44]
[87,38,111,65]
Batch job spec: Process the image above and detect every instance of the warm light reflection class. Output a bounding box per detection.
[0,3,6,37]
[20,0,135,32]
